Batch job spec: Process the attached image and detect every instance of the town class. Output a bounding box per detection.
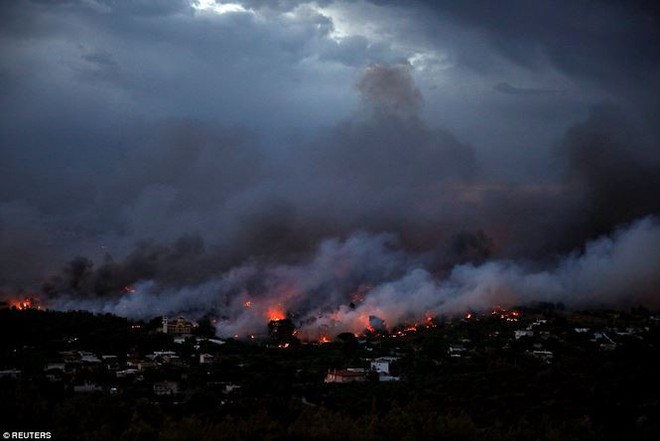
[1,301,659,440]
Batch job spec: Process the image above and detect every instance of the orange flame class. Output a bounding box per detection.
[267,305,285,321]
[491,306,520,322]
[11,297,40,311]
[359,315,375,333]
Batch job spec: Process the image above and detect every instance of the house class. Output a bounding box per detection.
[102,355,119,369]
[73,383,102,393]
[162,316,196,335]
[58,350,78,362]
[325,368,367,383]
[153,381,179,396]
[205,338,226,346]
[116,368,138,378]
[200,353,214,364]
[370,356,398,375]
[148,351,178,364]
[369,357,401,382]
[378,374,400,382]
[592,332,616,346]
[224,383,241,394]
[515,330,534,340]
[137,361,156,371]
[530,350,554,363]
[0,369,21,379]
[79,351,101,364]
[44,362,66,372]
[448,344,466,358]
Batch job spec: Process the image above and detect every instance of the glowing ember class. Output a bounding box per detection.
[465,313,473,319]
[319,335,331,344]
[244,300,252,308]
[121,285,136,294]
[491,306,521,322]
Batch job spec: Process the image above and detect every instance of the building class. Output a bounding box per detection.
[448,344,467,358]
[73,383,102,393]
[324,368,367,383]
[370,356,398,375]
[0,369,21,379]
[515,330,534,340]
[200,353,214,364]
[530,350,554,363]
[162,316,196,335]
[153,381,179,396]
[79,351,101,364]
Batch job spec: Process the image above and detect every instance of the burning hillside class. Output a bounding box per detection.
[3,297,42,311]
[4,216,660,340]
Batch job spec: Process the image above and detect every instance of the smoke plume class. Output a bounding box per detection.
[50,216,660,339]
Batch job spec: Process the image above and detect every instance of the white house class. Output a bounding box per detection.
[200,353,214,364]
[370,357,398,375]
[514,330,534,340]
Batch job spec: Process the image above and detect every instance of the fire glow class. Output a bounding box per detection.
[267,305,286,321]
[10,297,41,311]
[491,306,521,322]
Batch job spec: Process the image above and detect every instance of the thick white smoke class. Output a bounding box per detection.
[51,216,660,338]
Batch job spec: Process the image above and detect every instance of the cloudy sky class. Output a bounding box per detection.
[1,0,659,317]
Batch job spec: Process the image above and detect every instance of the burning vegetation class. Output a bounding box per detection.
[491,305,521,322]
[3,296,42,311]
[231,304,524,345]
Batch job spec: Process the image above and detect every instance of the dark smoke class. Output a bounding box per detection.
[49,216,660,340]
[3,64,660,337]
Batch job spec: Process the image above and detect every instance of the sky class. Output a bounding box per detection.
[1,0,659,332]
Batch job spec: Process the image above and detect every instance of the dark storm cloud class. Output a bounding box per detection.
[28,0,192,16]
[369,0,660,85]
